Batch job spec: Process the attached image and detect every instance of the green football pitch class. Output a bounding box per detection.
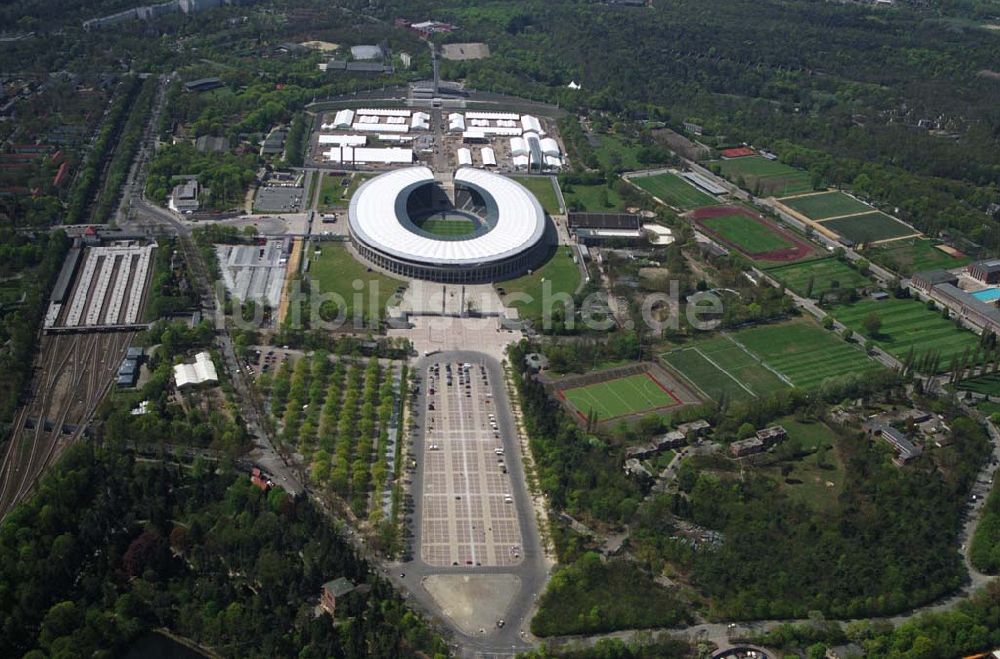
[562,373,679,420]
[716,156,814,196]
[419,218,477,236]
[819,212,915,244]
[779,191,871,220]
[700,213,792,254]
[764,257,871,297]
[632,172,718,210]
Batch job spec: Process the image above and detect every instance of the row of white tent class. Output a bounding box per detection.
[456,147,498,168]
[510,134,561,157]
[322,146,414,164]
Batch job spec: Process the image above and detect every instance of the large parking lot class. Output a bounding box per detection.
[419,360,523,567]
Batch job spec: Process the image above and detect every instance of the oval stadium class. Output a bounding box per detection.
[347,166,550,283]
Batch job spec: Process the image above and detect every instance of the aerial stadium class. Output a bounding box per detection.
[347,166,550,283]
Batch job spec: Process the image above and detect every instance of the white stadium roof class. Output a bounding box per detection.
[348,166,546,266]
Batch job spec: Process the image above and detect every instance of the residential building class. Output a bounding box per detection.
[320,577,356,617]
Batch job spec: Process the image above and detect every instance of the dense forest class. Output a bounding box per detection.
[0,442,447,658]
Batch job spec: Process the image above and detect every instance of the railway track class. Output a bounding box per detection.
[0,332,134,517]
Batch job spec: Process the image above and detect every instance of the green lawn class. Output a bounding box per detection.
[820,212,916,245]
[419,217,477,237]
[700,212,792,254]
[562,182,623,211]
[632,172,718,210]
[662,318,880,399]
[716,156,814,196]
[306,244,404,323]
[317,172,371,212]
[765,257,871,297]
[498,249,581,323]
[779,191,872,220]
[866,238,971,277]
[833,298,982,370]
[511,175,561,215]
[563,373,679,420]
[590,133,649,171]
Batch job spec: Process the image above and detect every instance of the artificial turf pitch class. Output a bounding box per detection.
[632,172,718,210]
[562,373,678,420]
[778,191,871,220]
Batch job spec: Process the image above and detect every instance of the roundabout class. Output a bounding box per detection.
[348,166,550,283]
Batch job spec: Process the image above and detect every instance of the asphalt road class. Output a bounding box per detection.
[394,350,547,656]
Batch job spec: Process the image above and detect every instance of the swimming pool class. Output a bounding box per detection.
[971,288,1000,302]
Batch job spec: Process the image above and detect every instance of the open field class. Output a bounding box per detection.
[419,218,477,237]
[631,172,717,210]
[757,418,844,513]
[779,191,871,220]
[764,257,871,297]
[511,176,561,215]
[307,244,404,322]
[317,172,371,211]
[497,248,580,322]
[833,298,982,369]
[866,238,971,276]
[590,133,648,171]
[716,156,814,196]
[561,182,623,211]
[662,319,880,399]
[820,211,915,244]
[562,372,681,421]
[691,205,816,263]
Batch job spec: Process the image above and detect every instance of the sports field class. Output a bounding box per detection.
[833,298,981,370]
[779,191,871,220]
[511,176,561,215]
[632,172,718,210]
[764,257,871,297]
[819,212,915,244]
[867,239,971,276]
[562,373,679,420]
[957,374,1000,397]
[716,156,814,196]
[419,217,477,236]
[700,212,791,253]
[662,319,880,400]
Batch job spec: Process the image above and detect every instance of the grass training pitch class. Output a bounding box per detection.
[716,156,814,196]
[631,172,718,210]
[819,212,915,245]
[779,191,872,220]
[957,374,1000,397]
[833,298,982,370]
[764,257,871,297]
[562,373,680,420]
[662,319,880,400]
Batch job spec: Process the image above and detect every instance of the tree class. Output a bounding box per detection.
[863,312,882,337]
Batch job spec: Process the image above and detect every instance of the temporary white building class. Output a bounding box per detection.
[510,136,527,157]
[456,147,473,167]
[465,111,520,121]
[174,352,219,389]
[540,137,561,157]
[544,155,563,169]
[332,109,354,129]
[481,147,497,167]
[410,112,430,130]
[520,114,543,135]
[356,108,411,117]
[352,122,408,133]
[512,154,530,170]
[323,146,414,164]
[448,113,466,133]
[318,134,367,146]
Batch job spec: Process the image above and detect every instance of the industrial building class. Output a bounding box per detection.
[348,166,549,283]
[216,240,290,308]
